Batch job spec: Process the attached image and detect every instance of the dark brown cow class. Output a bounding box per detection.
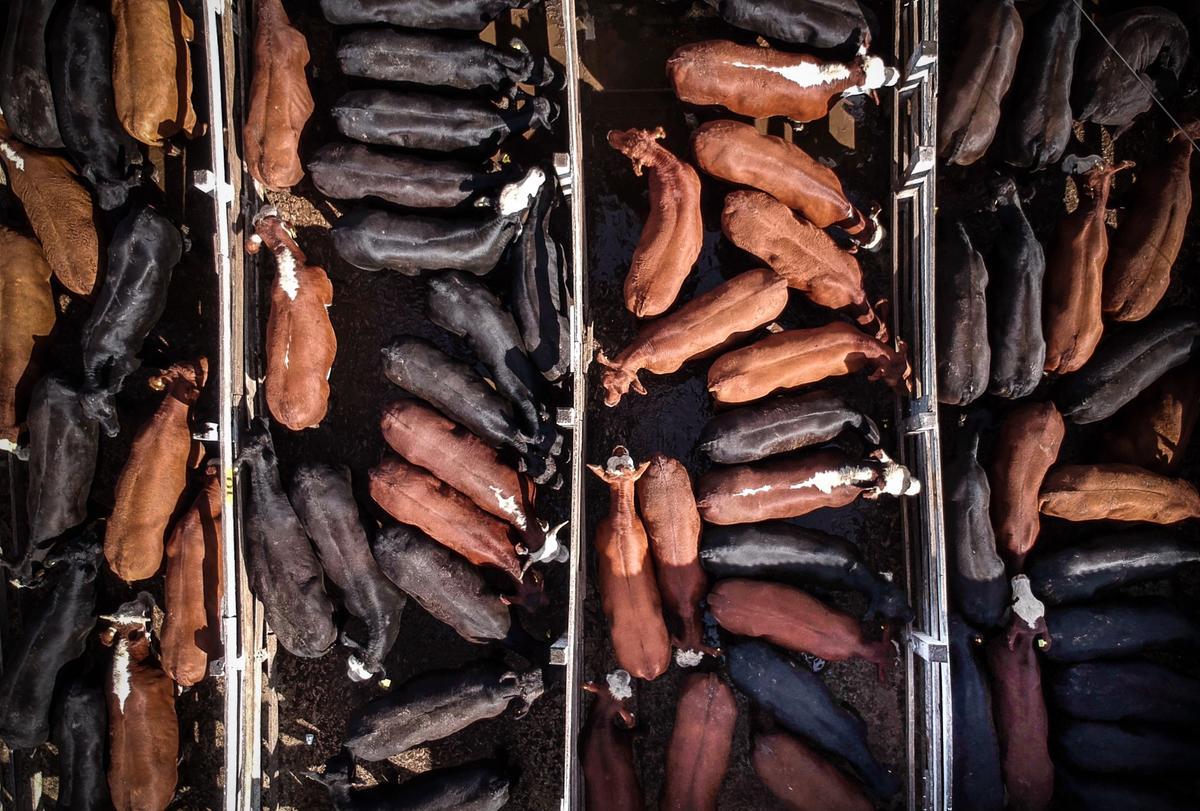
[588,448,671,681]
[1104,366,1198,474]
[661,673,737,811]
[989,401,1065,572]
[0,226,54,448]
[635,454,714,664]
[111,0,198,145]
[243,0,314,190]
[693,119,879,247]
[160,468,223,688]
[752,730,873,811]
[1039,463,1200,524]
[597,268,788,406]
[101,595,178,811]
[667,40,898,122]
[246,207,336,431]
[581,672,642,810]
[708,321,910,405]
[105,360,207,583]
[1043,162,1131,374]
[722,190,888,340]
[608,127,703,317]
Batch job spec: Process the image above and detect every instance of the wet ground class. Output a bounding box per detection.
[577,1,909,807]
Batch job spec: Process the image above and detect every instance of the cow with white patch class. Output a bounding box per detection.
[247,206,336,431]
[100,593,178,811]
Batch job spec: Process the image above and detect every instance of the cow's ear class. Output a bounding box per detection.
[99,627,116,647]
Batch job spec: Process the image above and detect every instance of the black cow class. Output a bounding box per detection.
[510,165,571,382]
[320,0,540,30]
[52,672,110,811]
[337,29,554,97]
[48,0,143,210]
[288,464,407,681]
[0,531,100,749]
[80,205,182,437]
[308,141,516,209]
[708,0,868,50]
[986,178,1045,399]
[1005,0,1080,170]
[0,0,62,148]
[312,752,512,811]
[332,89,556,154]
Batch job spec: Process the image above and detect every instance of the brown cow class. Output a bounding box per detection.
[697,447,918,525]
[608,127,703,317]
[708,579,892,679]
[101,594,178,811]
[588,448,671,681]
[160,467,223,688]
[661,673,737,811]
[722,190,888,340]
[246,207,336,431]
[105,359,207,583]
[1039,463,1200,524]
[0,227,54,448]
[989,402,1064,572]
[708,321,910,405]
[635,454,714,665]
[112,0,199,146]
[597,268,788,406]
[1103,124,1199,322]
[1043,162,1132,374]
[1104,366,1198,474]
[380,399,564,560]
[0,117,99,296]
[368,454,524,582]
[693,120,880,248]
[752,730,873,811]
[243,0,314,190]
[667,40,898,122]
[581,672,642,811]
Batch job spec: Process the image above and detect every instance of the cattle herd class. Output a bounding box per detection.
[937,2,1200,810]
[0,0,1197,808]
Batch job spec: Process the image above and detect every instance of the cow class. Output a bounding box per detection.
[0,531,99,749]
[937,0,1022,166]
[332,167,544,276]
[244,0,313,191]
[660,673,737,811]
[1005,0,1080,169]
[337,29,554,97]
[693,120,880,248]
[635,455,714,665]
[0,0,62,148]
[240,424,337,659]
[332,89,556,154]
[587,447,671,681]
[1027,531,1200,606]
[344,662,543,761]
[667,40,898,122]
[949,616,1005,811]
[0,118,101,296]
[308,141,517,209]
[987,178,1046,399]
[160,467,223,688]
[52,672,111,811]
[319,0,540,30]
[1048,660,1200,727]
[608,128,703,317]
[598,268,788,407]
[312,754,512,810]
[100,594,178,811]
[246,207,336,431]
[936,221,989,406]
[288,464,407,681]
[23,375,99,567]
[1044,598,1200,661]
[105,359,207,582]
[706,0,868,50]
[988,402,1065,572]
[1103,124,1199,322]
[752,731,872,811]
[111,0,199,146]
[581,672,642,810]
[696,447,918,525]
[707,321,910,405]
[946,430,1007,631]
[47,0,143,210]
[80,205,183,436]
[722,190,887,340]
[1039,463,1200,524]
[0,227,54,449]
[510,164,571,381]
[1104,366,1198,474]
